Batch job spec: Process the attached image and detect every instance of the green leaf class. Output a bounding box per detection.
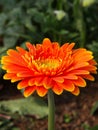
[82,123,90,130]
[59,30,69,35]
[0,97,48,119]
[64,114,72,123]
[90,101,98,115]
[0,13,8,26]
[82,0,96,7]
[35,0,50,10]
[0,0,17,11]
[23,16,36,32]
[27,8,44,24]
[54,10,66,21]
[3,36,18,48]
[0,13,8,35]
[89,125,98,130]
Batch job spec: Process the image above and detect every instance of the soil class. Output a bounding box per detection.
[0,75,98,130]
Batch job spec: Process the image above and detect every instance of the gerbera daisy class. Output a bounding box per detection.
[1,38,97,97]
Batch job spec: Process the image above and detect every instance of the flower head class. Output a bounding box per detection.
[1,38,97,97]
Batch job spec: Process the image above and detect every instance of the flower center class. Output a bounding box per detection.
[37,59,61,69]
[22,53,62,75]
[36,58,62,75]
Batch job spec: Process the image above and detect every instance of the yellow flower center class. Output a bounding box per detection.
[37,58,61,69]
[23,53,62,75]
[36,58,62,75]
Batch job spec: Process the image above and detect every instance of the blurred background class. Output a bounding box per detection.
[0,0,98,130]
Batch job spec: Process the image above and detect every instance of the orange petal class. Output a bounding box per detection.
[29,77,44,86]
[24,86,36,97]
[16,46,27,55]
[11,77,23,83]
[2,64,30,73]
[17,70,34,77]
[1,56,27,67]
[82,65,97,71]
[62,80,75,92]
[88,59,97,65]
[90,70,97,74]
[36,86,47,97]
[72,76,86,87]
[26,42,36,55]
[63,74,78,80]
[42,38,52,48]
[52,83,63,95]
[17,79,29,89]
[43,77,52,89]
[3,73,22,82]
[60,43,69,51]
[67,43,75,50]
[72,86,80,96]
[69,70,89,75]
[82,74,95,81]
[7,49,20,58]
[53,77,64,83]
[3,73,16,80]
[28,78,36,86]
[52,42,60,56]
[73,49,93,62]
[73,62,89,69]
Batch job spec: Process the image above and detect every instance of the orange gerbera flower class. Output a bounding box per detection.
[1,38,97,97]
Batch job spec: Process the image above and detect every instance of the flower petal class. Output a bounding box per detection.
[24,86,36,97]
[73,62,89,69]
[89,59,97,65]
[3,64,30,73]
[36,86,48,97]
[16,46,26,54]
[43,77,52,89]
[67,43,75,50]
[42,38,52,49]
[72,76,86,87]
[26,42,36,56]
[29,77,44,86]
[53,77,64,83]
[72,87,80,96]
[62,80,75,92]
[73,49,93,62]
[52,83,63,95]
[3,73,22,82]
[62,74,78,80]
[1,56,27,67]
[82,74,95,81]
[3,73,16,79]
[17,70,34,78]
[68,70,89,75]
[17,79,29,89]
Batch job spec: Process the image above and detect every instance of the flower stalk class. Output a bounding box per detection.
[48,89,55,130]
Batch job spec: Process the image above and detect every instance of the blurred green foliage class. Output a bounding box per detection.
[63,114,72,123]
[0,1,98,129]
[0,0,98,60]
[0,96,48,129]
[0,96,48,118]
[90,101,98,115]
[89,125,98,130]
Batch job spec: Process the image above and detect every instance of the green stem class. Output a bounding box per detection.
[48,90,55,130]
[73,0,86,47]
